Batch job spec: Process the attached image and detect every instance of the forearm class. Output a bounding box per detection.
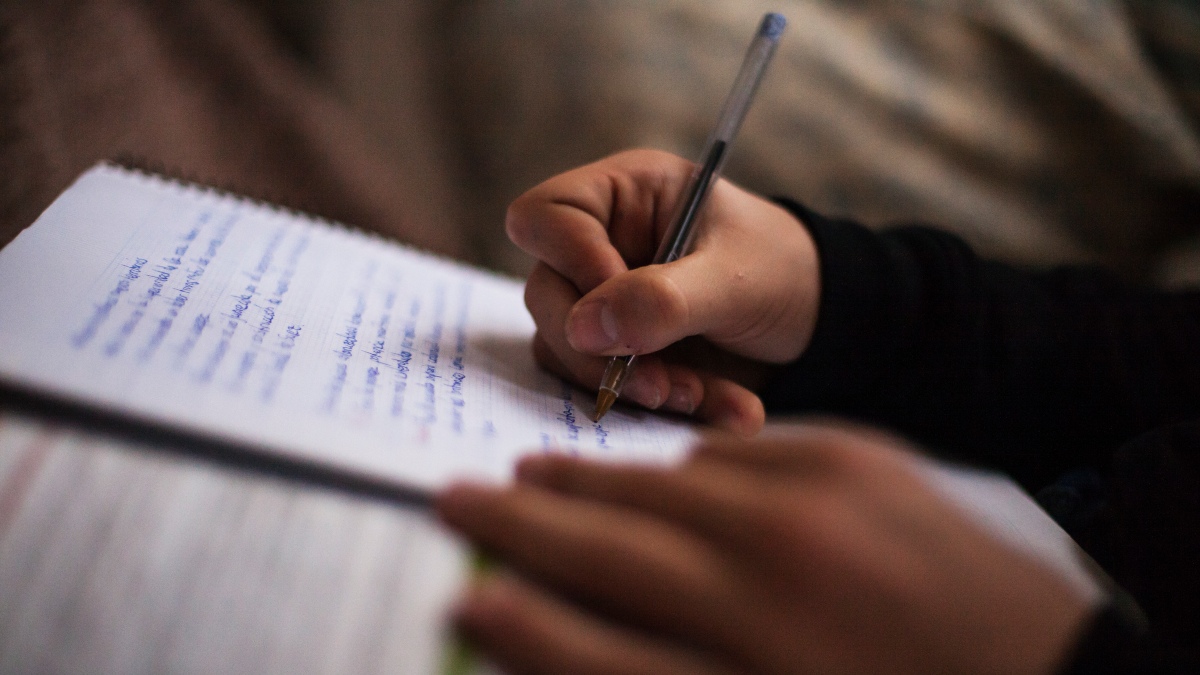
[764,200,1200,488]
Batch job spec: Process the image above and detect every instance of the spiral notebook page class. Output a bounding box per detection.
[0,164,698,492]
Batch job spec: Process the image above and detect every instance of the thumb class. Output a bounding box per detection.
[564,252,735,356]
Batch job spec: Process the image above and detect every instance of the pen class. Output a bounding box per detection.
[594,12,787,421]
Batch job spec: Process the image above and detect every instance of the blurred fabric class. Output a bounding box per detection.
[0,0,465,258]
[432,0,1200,280]
[4,0,1200,281]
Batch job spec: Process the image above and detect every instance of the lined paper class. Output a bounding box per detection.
[0,411,464,674]
[0,165,697,492]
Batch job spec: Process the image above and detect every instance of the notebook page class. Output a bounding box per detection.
[0,410,464,675]
[917,460,1105,604]
[0,165,698,492]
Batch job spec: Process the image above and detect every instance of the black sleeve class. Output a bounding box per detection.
[1058,603,1155,675]
[1056,420,1200,673]
[763,202,1200,670]
[762,200,1200,489]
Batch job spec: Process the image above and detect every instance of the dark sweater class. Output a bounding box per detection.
[765,201,1199,673]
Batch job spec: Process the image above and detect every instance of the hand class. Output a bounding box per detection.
[438,423,1094,675]
[507,149,820,434]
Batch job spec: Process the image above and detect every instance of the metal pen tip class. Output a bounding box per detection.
[593,389,617,421]
[594,356,632,421]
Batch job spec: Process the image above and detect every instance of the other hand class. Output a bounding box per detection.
[438,423,1093,675]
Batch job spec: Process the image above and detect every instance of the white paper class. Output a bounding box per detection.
[0,410,466,675]
[0,165,698,493]
[918,460,1105,604]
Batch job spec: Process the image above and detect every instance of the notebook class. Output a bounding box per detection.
[0,164,698,495]
[0,163,1106,608]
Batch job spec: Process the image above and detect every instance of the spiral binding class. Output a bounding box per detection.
[110,153,342,230]
[107,154,519,285]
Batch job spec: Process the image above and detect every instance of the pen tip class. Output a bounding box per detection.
[594,390,617,422]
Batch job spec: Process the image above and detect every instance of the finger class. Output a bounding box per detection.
[690,370,764,435]
[525,262,670,410]
[564,250,737,357]
[506,150,693,292]
[524,262,596,383]
[456,574,736,675]
[507,197,629,293]
[535,334,761,426]
[690,421,919,479]
[689,430,846,476]
[531,332,573,380]
[512,454,782,551]
[437,481,738,646]
[533,330,669,411]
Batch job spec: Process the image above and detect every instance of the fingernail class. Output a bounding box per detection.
[622,373,662,409]
[567,301,620,353]
[665,385,697,415]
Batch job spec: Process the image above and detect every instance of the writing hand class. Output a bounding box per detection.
[438,423,1093,675]
[508,149,819,434]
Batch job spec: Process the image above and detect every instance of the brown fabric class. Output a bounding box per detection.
[0,0,464,259]
[7,0,1200,282]
[443,1,1200,280]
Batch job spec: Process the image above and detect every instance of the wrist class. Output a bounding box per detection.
[706,183,820,364]
[757,199,898,412]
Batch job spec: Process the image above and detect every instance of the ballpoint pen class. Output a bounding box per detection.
[594,12,787,421]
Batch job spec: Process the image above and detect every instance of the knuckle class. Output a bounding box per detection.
[812,425,904,479]
[623,147,686,169]
[627,271,689,330]
[791,424,867,471]
[748,498,801,542]
[757,507,828,564]
[538,454,582,488]
[613,147,667,164]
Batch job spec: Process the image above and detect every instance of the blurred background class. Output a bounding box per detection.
[5,0,1200,282]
